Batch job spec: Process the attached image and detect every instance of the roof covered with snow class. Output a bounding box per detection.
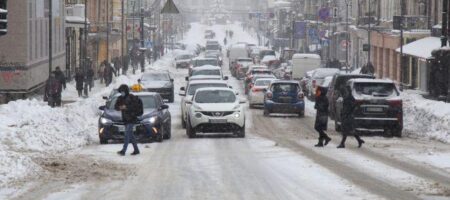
[292,54,321,59]
[395,37,442,59]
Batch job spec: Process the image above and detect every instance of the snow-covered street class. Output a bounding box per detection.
[1,22,450,200]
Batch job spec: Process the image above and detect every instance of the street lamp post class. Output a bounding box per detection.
[140,7,145,72]
[48,0,53,75]
[367,0,372,65]
[106,0,110,63]
[345,0,350,72]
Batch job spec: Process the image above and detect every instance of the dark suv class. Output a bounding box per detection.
[334,79,403,137]
[141,71,175,103]
[327,74,375,119]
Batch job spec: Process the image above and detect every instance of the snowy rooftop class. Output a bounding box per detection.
[395,37,442,59]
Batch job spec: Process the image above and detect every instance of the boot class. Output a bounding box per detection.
[337,143,345,148]
[131,151,140,155]
[357,139,365,148]
[324,136,331,146]
[117,151,125,156]
[314,138,324,147]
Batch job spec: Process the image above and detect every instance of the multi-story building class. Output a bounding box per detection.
[0,0,66,102]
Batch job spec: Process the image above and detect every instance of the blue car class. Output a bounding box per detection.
[263,80,305,117]
[98,92,171,144]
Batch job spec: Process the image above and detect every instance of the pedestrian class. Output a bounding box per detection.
[223,37,227,45]
[113,57,121,76]
[115,84,143,156]
[44,71,62,107]
[314,86,332,147]
[86,66,94,91]
[74,68,84,97]
[54,66,66,90]
[360,62,375,75]
[123,55,129,75]
[104,60,116,87]
[98,61,105,84]
[337,85,365,148]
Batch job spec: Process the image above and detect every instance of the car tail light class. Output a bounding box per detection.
[249,83,254,89]
[252,87,262,92]
[388,100,402,107]
[312,79,317,88]
[355,99,365,106]
[298,92,304,100]
[266,92,273,99]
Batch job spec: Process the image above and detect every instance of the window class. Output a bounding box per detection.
[195,90,236,103]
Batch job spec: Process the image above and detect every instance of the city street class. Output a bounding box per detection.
[5,23,450,200]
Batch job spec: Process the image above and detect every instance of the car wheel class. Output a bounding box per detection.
[298,111,305,118]
[99,137,108,144]
[263,108,270,116]
[235,124,246,138]
[186,118,196,138]
[181,117,186,129]
[249,103,254,109]
[164,121,172,140]
[156,126,164,142]
[335,120,342,132]
[392,129,402,138]
[169,92,174,103]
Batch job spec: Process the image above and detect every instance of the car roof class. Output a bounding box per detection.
[255,78,277,82]
[195,87,234,93]
[188,80,228,85]
[270,80,300,84]
[189,75,222,80]
[112,92,159,97]
[142,70,169,75]
[349,78,395,84]
[192,57,217,61]
[192,65,221,70]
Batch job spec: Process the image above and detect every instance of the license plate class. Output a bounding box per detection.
[366,107,383,112]
[209,119,227,124]
[117,125,137,132]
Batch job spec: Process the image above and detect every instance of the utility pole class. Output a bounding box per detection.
[442,0,448,47]
[133,2,136,41]
[48,0,53,75]
[140,7,145,72]
[400,0,405,87]
[106,0,110,63]
[367,0,371,65]
[345,0,350,72]
[121,0,125,70]
[84,0,88,74]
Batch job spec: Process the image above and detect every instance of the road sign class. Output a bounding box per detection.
[161,0,180,14]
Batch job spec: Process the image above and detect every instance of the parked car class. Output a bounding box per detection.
[263,80,305,117]
[248,78,277,108]
[98,92,171,144]
[175,53,194,69]
[334,78,403,137]
[327,74,375,119]
[190,57,219,75]
[185,88,246,138]
[179,80,229,128]
[140,71,174,103]
[305,68,340,99]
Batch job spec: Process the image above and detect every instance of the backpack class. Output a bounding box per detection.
[130,95,144,117]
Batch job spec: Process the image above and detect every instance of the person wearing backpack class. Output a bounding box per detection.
[115,84,143,156]
[44,71,62,107]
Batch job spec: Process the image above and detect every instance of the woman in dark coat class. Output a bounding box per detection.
[314,86,331,147]
[74,68,84,97]
[337,85,365,148]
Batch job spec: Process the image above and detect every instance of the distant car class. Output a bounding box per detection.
[187,65,228,81]
[140,71,175,103]
[231,57,253,78]
[305,68,340,99]
[175,53,194,69]
[185,88,246,138]
[334,79,403,137]
[261,55,279,68]
[247,74,277,95]
[263,80,305,117]
[179,80,230,128]
[205,30,215,39]
[204,50,222,66]
[244,68,273,94]
[258,49,276,61]
[327,74,375,119]
[190,57,219,75]
[248,78,277,108]
[98,92,171,144]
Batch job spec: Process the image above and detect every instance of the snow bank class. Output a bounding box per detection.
[402,91,450,143]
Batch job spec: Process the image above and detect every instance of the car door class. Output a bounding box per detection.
[158,95,171,125]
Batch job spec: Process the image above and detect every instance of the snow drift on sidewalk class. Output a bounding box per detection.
[402,91,450,143]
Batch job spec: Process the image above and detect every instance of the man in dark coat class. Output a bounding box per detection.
[360,62,375,75]
[104,61,116,87]
[115,84,143,156]
[74,68,84,97]
[337,85,365,148]
[86,66,94,92]
[54,66,66,90]
[45,71,62,107]
[314,86,332,147]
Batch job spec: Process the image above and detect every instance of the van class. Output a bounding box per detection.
[228,44,248,68]
[291,54,321,80]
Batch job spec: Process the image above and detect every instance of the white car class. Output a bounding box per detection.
[179,80,229,128]
[306,68,340,98]
[186,88,246,138]
[186,65,228,81]
[248,78,276,108]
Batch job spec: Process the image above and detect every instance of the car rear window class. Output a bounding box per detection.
[354,83,398,97]
[255,79,272,86]
[195,60,217,66]
[192,69,221,76]
[271,83,299,93]
[142,73,170,81]
[109,95,157,109]
[195,90,236,103]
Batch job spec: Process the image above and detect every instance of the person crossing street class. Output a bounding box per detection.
[314,86,332,147]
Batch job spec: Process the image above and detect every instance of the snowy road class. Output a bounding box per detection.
[6,23,450,200]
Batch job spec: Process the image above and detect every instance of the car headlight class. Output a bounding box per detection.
[100,117,113,125]
[147,116,157,124]
[234,113,240,118]
[195,112,202,118]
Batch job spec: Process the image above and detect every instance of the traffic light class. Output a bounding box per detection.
[0,0,6,36]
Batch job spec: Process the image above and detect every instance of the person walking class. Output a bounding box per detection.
[337,85,365,148]
[54,66,66,90]
[223,37,227,46]
[86,66,94,92]
[314,86,331,147]
[74,68,84,97]
[104,61,116,87]
[44,71,62,107]
[115,85,143,156]
[98,61,105,84]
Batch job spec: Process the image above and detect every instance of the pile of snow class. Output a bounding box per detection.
[402,91,450,143]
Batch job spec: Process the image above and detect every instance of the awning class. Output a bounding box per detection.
[65,16,89,28]
[396,37,442,59]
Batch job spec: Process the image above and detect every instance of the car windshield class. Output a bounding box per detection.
[195,90,236,103]
[142,73,170,81]
[195,60,217,66]
[177,55,191,60]
[354,82,398,96]
[271,84,299,93]
[238,59,252,62]
[206,44,220,51]
[192,69,221,76]
[255,79,272,86]
[109,95,157,109]
[252,71,272,75]
[188,83,227,95]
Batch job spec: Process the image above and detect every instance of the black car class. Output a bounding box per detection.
[141,71,175,103]
[327,74,375,119]
[98,92,172,144]
[334,79,403,137]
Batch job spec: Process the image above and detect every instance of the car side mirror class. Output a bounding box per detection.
[224,76,229,80]
[99,106,106,110]
[102,96,108,100]
[180,87,185,91]
[185,100,192,104]
[179,90,186,96]
[160,104,169,110]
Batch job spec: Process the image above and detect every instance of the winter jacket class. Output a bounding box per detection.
[86,69,94,81]
[45,77,62,96]
[114,94,143,124]
[75,72,84,90]
[54,70,66,89]
[314,87,329,131]
[341,91,356,133]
